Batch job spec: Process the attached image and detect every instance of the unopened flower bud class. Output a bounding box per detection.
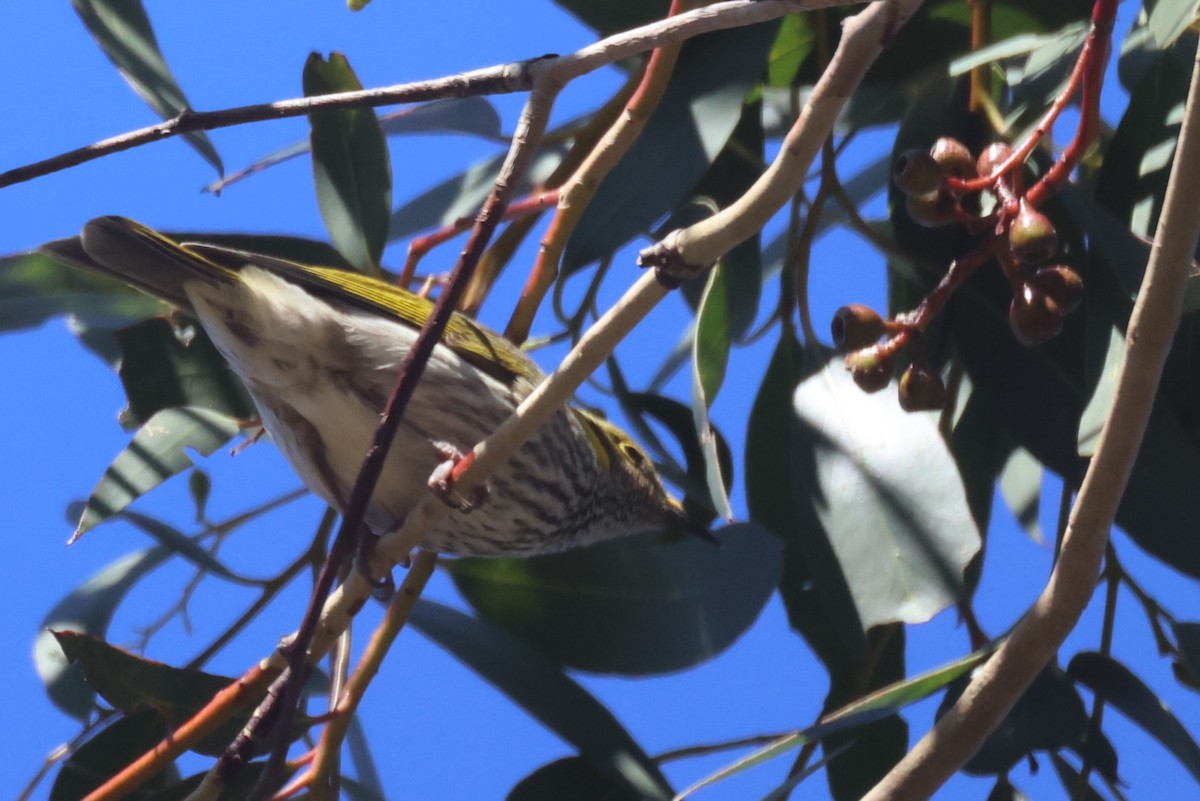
[894,149,944,196]
[898,363,947,412]
[1009,283,1064,346]
[930,137,976,181]
[1008,206,1058,265]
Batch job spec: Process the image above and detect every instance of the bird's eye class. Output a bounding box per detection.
[620,442,646,467]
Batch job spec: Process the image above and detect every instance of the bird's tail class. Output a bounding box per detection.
[41,216,234,313]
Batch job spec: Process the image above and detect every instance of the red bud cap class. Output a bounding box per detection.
[1008,206,1058,265]
[898,363,947,412]
[905,190,959,228]
[930,137,976,180]
[977,142,1016,178]
[832,304,886,352]
[1009,283,1064,346]
[894,149,944,196]
[1029,265,1084,315]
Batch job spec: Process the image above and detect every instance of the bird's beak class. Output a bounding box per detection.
[665,495,720,547]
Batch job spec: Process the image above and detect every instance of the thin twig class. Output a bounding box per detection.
[640,0,924,271]
[0,0,862,190]
[861,25,1200,801]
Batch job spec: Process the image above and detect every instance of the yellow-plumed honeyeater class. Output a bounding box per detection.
[51,217,695,556]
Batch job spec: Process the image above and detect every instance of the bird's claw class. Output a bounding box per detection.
[427,441,490,513]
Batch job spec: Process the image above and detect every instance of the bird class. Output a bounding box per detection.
[49,216,699,557]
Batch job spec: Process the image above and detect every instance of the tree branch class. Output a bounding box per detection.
[0,0,862,190]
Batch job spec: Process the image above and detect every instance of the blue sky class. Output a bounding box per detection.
[1,2,1198,800]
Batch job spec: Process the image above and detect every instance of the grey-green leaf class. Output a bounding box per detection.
[1069,651,1200,784]
[34,547,171,718]
[72,0,222,173]
[73,406,240,538]
[448,524,780,675]
[304,52,393,272]
[791,360,981,628]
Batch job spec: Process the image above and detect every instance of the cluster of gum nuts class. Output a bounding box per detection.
[831,137,1086,412]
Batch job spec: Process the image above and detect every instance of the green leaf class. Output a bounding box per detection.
[676,645,993,799]
[1078,323,1125,457]
[0,250,163,333]
[188,468,211,521]
[999,447,1044,543]
[1096,41,1193,242]
[790,359,981,629]
[304,52,393,272]
[939,665,1088,775]
[86,508,241,581]
[51,710,177,801]
[449,523,779,674]
[34,547,171,718]
[73,406,240,538]
[114,318,256,426]
[675,98,765,343]
[1176,621,1200,686]
[508,757,641,801]
[691,264,734,520]
[72,0,222,174]
[1069,651,1200,784]
[745,333,806,540]
[766,13,815,87]
[562,20,780,273]
[52,632,256,756]
[1116,401,1200,578]
[409,601,673,801]
[1148,0,1200,48]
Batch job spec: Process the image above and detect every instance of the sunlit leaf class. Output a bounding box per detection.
[791,360,981,629]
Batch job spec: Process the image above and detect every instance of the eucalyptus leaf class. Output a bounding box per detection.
[304,52,393,272]
[1069,651,1200,784]
[1147,0,1200,49]
[114,319,256,426]
[0,251,162,333]
[449,523,780,675]
[791,360,981,629]
[34,547,171,718]
[72,0,221,173]
[74,406,240,538]
[50,710,176,801]
[691,265,734,520]
[53,631,259,756]
[507,757,641,801]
